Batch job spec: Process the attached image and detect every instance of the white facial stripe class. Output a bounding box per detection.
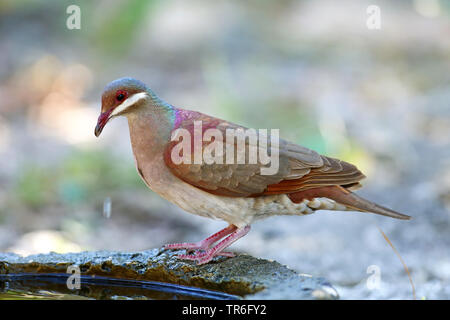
[109,92,148,118]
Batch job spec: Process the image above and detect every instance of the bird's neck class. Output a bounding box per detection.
[126,102,176,162]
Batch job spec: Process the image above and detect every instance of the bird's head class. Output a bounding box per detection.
[95,77,150,137]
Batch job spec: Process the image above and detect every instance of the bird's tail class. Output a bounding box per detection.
[330,186,411,220]
[289,186,411,220]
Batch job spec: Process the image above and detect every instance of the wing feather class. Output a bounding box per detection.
[164,109,365,197]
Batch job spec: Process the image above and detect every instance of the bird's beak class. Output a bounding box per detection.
[94,109,113,137]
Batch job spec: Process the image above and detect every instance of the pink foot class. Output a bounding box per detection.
[176,226,251,265]
[178,251,235,260]
[164,225,237,251]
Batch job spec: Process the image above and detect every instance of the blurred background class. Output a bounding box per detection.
[0,0,449,299]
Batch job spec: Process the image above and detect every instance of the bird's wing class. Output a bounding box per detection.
[163,109,365,197]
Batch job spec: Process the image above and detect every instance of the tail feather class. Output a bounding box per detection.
[288,186,411,220]
[332,187,411,220]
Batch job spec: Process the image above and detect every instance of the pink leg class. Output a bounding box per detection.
[178,225,251,265]
[164,225,237,251]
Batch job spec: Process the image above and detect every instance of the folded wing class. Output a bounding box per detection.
[163,109,366,197]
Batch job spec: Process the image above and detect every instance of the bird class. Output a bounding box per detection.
[94,77,411,265]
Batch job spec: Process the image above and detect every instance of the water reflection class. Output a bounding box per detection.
[0,274,240,300]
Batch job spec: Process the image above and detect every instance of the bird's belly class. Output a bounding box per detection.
[137,155,344,227]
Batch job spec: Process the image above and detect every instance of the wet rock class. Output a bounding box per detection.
[0,249,338,299]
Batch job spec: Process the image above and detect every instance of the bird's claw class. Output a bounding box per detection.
[164,225,249,264]
[164,242,206,250]
[177,250,235,264]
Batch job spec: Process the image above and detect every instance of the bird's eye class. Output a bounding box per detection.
[116,90,127,102]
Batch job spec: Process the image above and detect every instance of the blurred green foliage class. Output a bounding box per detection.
[15,149,145,210]
[91,0,158,56]
[15,167,56,209]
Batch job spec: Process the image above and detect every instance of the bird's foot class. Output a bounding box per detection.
[163,224,237,251]
[173,225,251,265]
[177,250,235,265]
[164,241,208,251]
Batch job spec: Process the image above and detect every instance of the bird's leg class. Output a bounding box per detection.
[164,224,237,251]
[178,225,251,265]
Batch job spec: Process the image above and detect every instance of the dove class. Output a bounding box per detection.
[95,77,410,265]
